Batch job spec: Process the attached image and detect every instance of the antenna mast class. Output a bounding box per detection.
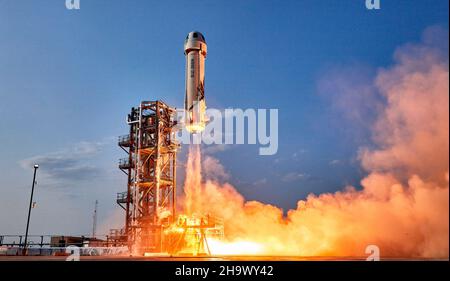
[92,200,98,238]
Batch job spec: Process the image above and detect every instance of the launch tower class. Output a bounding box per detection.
[117,100,179,254]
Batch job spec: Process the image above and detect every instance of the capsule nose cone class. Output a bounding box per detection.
[186,31,206,43]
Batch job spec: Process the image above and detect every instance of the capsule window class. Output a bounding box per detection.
[193,33,198,38]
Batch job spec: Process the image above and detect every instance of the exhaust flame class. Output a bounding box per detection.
[186,123,206,134]
[180,27,449,258]
[183,144,203,215]
[207,239,265,256]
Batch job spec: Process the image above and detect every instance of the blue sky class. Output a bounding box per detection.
[0,0,448,236]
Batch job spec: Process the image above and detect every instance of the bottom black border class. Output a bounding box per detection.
[0,261,448,280]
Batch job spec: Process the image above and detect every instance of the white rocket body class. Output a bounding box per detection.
[184,31,207,133]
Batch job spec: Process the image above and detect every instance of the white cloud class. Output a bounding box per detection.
[281,172,307,183]
[253,178,268,186]
[19,141,105,186]
[329,159,342,166]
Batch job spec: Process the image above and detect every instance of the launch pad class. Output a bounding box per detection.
[117,100,222,256]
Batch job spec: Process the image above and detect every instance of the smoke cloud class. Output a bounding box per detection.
[181,27,449,258]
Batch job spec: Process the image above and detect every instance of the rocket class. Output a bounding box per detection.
[184,31,207,133]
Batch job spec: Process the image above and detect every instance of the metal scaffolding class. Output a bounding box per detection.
[118,101,179,254]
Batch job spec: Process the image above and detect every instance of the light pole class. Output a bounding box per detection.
[23,164,38,255]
